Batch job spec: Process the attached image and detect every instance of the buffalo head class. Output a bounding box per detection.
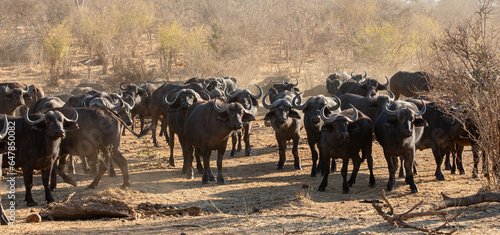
[213,97,255,130]
[321,104,359,140]
[25,108,78,139]
[383,100,427,137]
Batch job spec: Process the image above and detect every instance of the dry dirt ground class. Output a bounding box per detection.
[1,116,499,235]
[0,67,499,234]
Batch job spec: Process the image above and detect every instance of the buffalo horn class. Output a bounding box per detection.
[138,82,147,91]
[378,76,390,87]
[0,115,7,139]
[213,97,231,113]
[24,108,47,125]
[163,89,180,105]
[413,100,426,116]
[120,82,127,91]
[63,109,79,123]
[249,84,263,99]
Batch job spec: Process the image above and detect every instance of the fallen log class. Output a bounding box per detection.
[429,192,500,211]
[40,197,135,220]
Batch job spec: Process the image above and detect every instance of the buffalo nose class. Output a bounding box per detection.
[403,131,412,137]
[55,129,65,138]
[341,133,349,139]
[312,116,321,124]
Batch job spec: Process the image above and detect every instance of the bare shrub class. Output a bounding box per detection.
[428,0,499,191]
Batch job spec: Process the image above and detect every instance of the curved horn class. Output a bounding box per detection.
[329,95,341,111]
[346,104,358,123]
[292,93,312,110]
[249,84,263,99]
[262,90,282,109]
[413,100,426,116]
[383,100,401,116]
[387,90,395,102]
[367,90,379,103]
[81,96,92,107]
[163,89,181,106]
[224,87,239,100]
[281,77,285,85]
[203,83,210,92]
[138,82,147,91]
[0,115,7,139]
[23,84,29,93]
[201,90,210,100]
[378,76,390,87]
[116,90,123,98]
[120,82,127,91]
[363,71,367,78]
[186,89,203,101]
[213,97,230,113]
[62,108,79,123]
[24,108,47,125]
[356,75,367,86]
[112,97,124,111]
[320,105,336,123]
[292,77,299,86]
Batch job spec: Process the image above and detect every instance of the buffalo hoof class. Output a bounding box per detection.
[435,173,445,181]
[26,201,38,207]
[295,165,303,170]
[86,184,98,190]
[369,178,376,187]
[347,180,355,187]
[109,169,117,177]
[229,153,236,158]
[342,189,351,194]
[460,170,466,175]
[444,164,451,171]
[186,174,194,179]
[69,179,78,187]
[121,183,130,189]
[46,198,55,204]
[386,186,394,192]
[472,172,479,178]
[236,147,242,153]
[153,143,161,148]
[217,179,226,185]
[410,185,419,193]
[245,151,251,157]
[310,171,317,177]
[317,187,326,192]
[277,165,284,170]
[202,178,209,184]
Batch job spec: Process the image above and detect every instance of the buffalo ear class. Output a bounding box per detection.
[414,118,428,127]
[348,124,361,133]
[242,113,255,122]
[64,122,79,131]
[216,112,228,122]
[264,112,276,120]
[288,110,301,119]
[385,119,398,128]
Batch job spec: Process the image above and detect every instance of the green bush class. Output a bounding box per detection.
[43,23,72,85]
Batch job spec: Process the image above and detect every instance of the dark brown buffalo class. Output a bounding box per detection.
[374,100,427,193]
[339,90,395,126]
[267,78,300,103]
[337,72,389,97]
[318,106,374,194]
[389,71,432,100]
[263,89,303,170]
[0,83,30,115]
[29,97,65,114]
[164,89,205,174]
[183,98,255,184]
[326,72,350,96]
[51,107,149,191]
[225,85,262,157]
[292,93,341,177]
[149,82,205,148]
[1,109,78,206]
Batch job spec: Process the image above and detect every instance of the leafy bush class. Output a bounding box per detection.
[42,23,72,85]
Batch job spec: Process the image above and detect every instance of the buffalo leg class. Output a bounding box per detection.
[195,148,205,175]
[244,122,252,156]
[398,156,405,178]
[455,145,466,175]
[54,154,77,190]
[168,127,177,168]
[309,140,319,177]
[151,113,161,147]
[113,150,130,188]
[184,145,195,179]
[341,157,351,194]
[216,145,227,185]
[139,114,145,132]
[431,147,446,181]
[237,130,243,153]
[385,154,397,192]
[201,149,211,184]
[41,167,55,204]
[67,155,75,174]
[444,151,452,171]
[292,136,302,170]
[277,139,287,170]
[317,156,331,192]
[347,154,362,189]
[80,155,91,174]
[161,115,169,143]
[364,147,376,187]
[21,166,36,206]
[405,152,419,193]
[230,132,237,157]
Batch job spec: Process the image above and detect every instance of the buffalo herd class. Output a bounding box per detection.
[0,70,485,220]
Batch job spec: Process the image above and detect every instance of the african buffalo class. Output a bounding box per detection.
[225,85,262,157]
[29,97,65,114]
[267,78,300,103]
[326,72,350,95]
[337,72,389,97]
[292,93,341,177]
[339,90,395,125]
[183,98,255,184]
[0,83,30,115]
[1,109,78,206]
[389,71,432,100]
[375,100,427,193]
[317,106,374,193]
[164,89,206,173]
[121,83,160,132]
[263,89,303,170]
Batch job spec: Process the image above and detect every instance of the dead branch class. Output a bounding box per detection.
[429,192,500,211]
[372,190,459,234]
